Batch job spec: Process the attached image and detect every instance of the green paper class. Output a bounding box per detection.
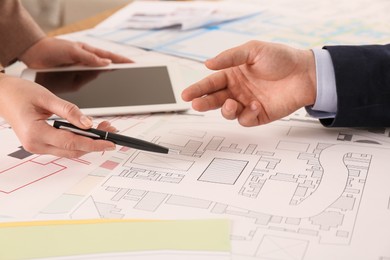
[0,219,230,259]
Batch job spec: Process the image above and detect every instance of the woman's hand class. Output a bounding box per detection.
[20,37,132,68]
[0,75,117,158]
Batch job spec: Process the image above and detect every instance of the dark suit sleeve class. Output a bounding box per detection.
[0,0,45,67]
[319,44,390,127]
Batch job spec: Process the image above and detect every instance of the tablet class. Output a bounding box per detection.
[21,63,189,116]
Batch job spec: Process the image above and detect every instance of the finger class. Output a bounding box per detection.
[237,101,262,127]
[42,123,116,152]
[21,122,115,157]
[221,99,243,120]
[97,121,118,132]
[206,40,261,70]
[191,89,231,112]
[81,43,133,64]
[44,96,93,130]
[29,143,87,158]
[69,43,111,67]
[182,71,228,101]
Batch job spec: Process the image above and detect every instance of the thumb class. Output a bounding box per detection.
[206,40,262,70]
[47,95,93,129]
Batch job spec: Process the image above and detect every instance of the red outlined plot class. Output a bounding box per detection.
[0,156,66,194]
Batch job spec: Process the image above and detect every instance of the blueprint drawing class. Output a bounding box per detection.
[1,105,390,259]
[68,111,390,260]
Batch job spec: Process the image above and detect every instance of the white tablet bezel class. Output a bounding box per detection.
[21,63,190,117]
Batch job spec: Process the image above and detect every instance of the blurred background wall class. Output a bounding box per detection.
[21,0,132,32]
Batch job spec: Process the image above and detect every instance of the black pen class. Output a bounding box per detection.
[53,120,172,154]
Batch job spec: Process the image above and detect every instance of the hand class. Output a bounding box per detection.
[19,37,132,69]
[0,75,117,158]
[181,40,317,127]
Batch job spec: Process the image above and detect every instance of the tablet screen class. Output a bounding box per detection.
[35,66,177,109]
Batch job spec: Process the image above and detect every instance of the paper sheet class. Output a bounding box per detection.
[0,219,230,260]
[65,109,390,260]
[96,1,259,31]
[90,0,390,62]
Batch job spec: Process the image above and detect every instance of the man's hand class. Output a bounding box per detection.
[182,40,316,127]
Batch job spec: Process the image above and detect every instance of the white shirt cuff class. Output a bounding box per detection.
[306,48,337,119]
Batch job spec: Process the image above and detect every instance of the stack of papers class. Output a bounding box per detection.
[96,1,259,31]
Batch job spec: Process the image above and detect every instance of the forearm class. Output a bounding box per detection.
[0,73,12,120]
[0,0,45,67]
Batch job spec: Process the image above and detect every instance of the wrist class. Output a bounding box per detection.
[0,75,14,118]
[19,37,48,66]
[300,49,317,107]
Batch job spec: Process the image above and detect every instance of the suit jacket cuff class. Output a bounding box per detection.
[321,44,390,127]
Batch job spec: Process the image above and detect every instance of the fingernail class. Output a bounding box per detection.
[224,102,233,112]
[250,102,258,111]
[80,115,93,127]
[102,58,112,64]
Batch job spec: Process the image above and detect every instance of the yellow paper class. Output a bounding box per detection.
[0,219,230,260]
